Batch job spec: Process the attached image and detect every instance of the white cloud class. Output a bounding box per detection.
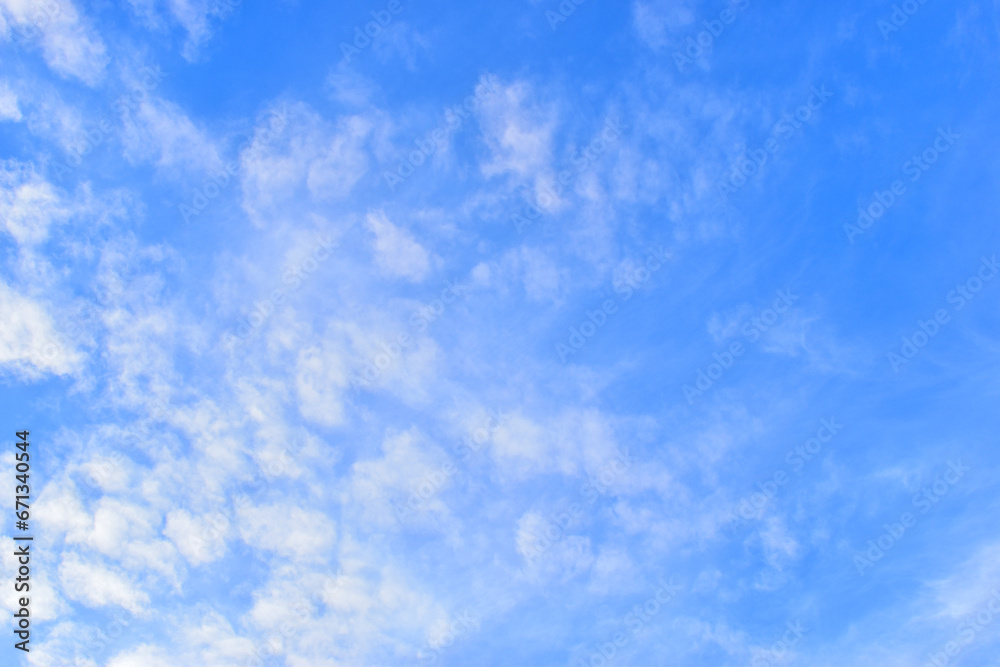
[125,0,235,61]
[477,79,557,181]
[344,428,455,530]
[490,409,622,479]
[16,80,86,151]
[512,246,566,302]
[632,0,698,50]
[0,0,108,85]
[295,341,351,427]
[163,509,227,565]
[0,81,21,120]
[180,612,257,666]
[0,280,82,378]
[366,211,432,282]
[587,545,637,595]
[59,553,150,613]
[239,104,375,228]
[307,115,372,200]
[928,541,1000,620]
[345,320,443,406]
[757,516,801,571]
[325,67,379,108]
[0,161,73,245]
[107,644,175,667]
[78,454,133,494]
[40,486,182,586]
[516,511,595,582]
[165,0,216,59]
[119,95,222,172]
[36,480,91,538]
[237,503,337,562]
[0,537,69,622]
[371,21,430,70]
[236,560,448,665]
[105,612,258,666]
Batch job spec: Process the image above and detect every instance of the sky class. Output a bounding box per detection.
[1,0,1000,665]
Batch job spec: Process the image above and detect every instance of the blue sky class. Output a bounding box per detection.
[2,0,1000,665]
